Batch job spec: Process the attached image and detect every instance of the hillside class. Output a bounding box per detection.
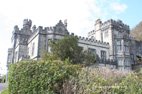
[131,21,142,41]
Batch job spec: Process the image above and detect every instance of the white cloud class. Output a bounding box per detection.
[110,2,127,14]
[0,0,128,36]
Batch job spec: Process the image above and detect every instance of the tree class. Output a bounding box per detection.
[131,21,142,41]
[50,36,83,64]
[82,50,96,65]
[50,35,96,65]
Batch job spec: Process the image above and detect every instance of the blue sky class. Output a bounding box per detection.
[117,0,142,29]
[0,0,142,74]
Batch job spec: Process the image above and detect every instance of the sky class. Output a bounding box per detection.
[0,0,142,75]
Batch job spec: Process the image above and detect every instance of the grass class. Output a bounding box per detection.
[1,89,8,94]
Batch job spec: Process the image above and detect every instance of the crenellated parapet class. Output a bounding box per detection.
[88,19,130,38]
[38,26,47,34]
[31,25,47,34]
[12,19,33,36]
[46,26,54,33]
[102,19,130,32]
[23,19,32,30]
[70,33,109,47]
[29,20,69,38]
[88,30,95,38]
[37,26,43,32]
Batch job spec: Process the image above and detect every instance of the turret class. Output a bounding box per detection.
[89,19,103,41]
[23,19,32,30]
[11,25,19,63]
[95,19,102,31]
[32,25,36,32]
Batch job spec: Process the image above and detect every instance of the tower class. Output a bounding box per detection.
[11,19,32,63]
[88,19,103,41]
[88,19,132,70]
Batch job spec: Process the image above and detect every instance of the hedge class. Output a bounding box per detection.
[8,59,80,94]
[72,68,142,94]
[8,57,142,94]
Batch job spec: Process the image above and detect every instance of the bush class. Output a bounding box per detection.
[117,73,142,93]
[9,59,142,94]
[71,67,142,94]
[8,53,142,94]
[8,59,80,94]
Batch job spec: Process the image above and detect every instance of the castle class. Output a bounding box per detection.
[7,19,142,71]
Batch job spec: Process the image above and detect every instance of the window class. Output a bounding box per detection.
[32,43,35,56]
[88,48,96,54]
[124,41,129,52]
[118,59,123,66]
[124,59,129,66]
[125,46,129,52]
[130,54,134,62]
[104,31,108,37]
[101,50,106,62]
[116,40,122,52]
[116,40,121,45]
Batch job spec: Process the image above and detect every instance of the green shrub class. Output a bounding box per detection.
[117,73,142,94]
[8,59,80,94]
[8,52,142,94]
[71,67,142,94]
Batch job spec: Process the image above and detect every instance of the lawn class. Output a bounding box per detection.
[1,89,8,94]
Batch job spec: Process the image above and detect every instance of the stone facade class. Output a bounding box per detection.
[88,19,133,70]
[7,19,142,71]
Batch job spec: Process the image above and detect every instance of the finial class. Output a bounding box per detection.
[64,19,67,27]
[14,25,19,32]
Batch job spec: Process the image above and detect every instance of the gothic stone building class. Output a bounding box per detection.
[7,19,142,71]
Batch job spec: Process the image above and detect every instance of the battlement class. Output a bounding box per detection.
[70,33,109,46]
[37,26,43,31]
[23,19,32,29]
[46,26,54,31]
[95,19,102,25]
[88,19,130,37]
[29,20,68,36]
[95,19,129,30]
[102,19,129,30]
[88,30,95,37]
